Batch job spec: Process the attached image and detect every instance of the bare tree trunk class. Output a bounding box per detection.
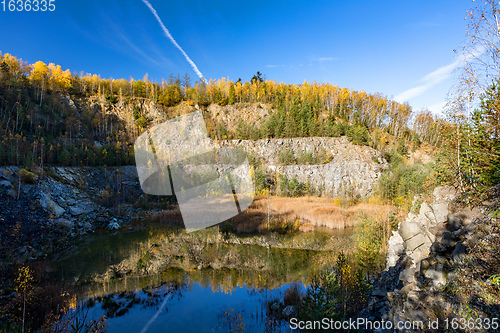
[40,141,43,168]
[15,103,19,132]
[39,81,44,107]
[22,294,25,333]
[457,122,463,191]
[17,176,20,200]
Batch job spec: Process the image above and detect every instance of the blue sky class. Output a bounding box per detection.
[0,0,473,113]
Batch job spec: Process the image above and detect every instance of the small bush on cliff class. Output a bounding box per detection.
[296,151,314,165]
[18,168,36,184]
[296,148,331,165]
[278,148,295,165]
[277,174,314,197]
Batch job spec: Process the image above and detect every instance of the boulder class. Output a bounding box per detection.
[407,290,421,304]
[40,192,65,218]
[283,305,295,316]
[271,302,280,311]
[405,233,426,251]
[440,237,456,251]
[57,198,68,208]
[420,202,436,223]
[451,242,467,264]
[433,186,456,201]
[446,214,462,232]
[399,282,418,296]
[0,180,13,189]
[56,219,74,229]
[434,255,451,266]
[431,202,449,223]
[386,231,404,268]
[68,202,96,216]
[399,221,422,241]
[442,231,453,241]
[430,242,447,254]
[424,230,435,243]
[399,266,417,285]
[420,257,437,272]
[107,221,120,230]
[424,264,448,288]
[411,247,429,265]
[372,287,388,297]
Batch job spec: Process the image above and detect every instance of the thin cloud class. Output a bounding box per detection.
[108,22,174,72]
[395,49,483,103]
[315,57,336,62]
[395,59,461,102]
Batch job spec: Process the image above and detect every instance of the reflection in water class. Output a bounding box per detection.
[55,227,354,297]
[55,226,354,332]
[81,277,295,333]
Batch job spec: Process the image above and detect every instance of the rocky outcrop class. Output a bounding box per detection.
[0,166,144,262]
[39,192,65,217]
[35,166,141,228]
[385,187,456,286]
[222,137,387,198]
[361,186,489,331]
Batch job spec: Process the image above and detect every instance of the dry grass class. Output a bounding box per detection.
[141,195,399,234]
[140,208,185,228]
[230,196,398,233]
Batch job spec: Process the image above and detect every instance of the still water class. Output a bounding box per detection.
[56,226,354,332]
[80,277,297,332]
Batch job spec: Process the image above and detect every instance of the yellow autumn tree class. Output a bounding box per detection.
[30,61,50,104]
[48,63,71,90]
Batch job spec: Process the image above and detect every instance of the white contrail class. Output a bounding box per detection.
[141,0,207,83]
[140,291,172,333]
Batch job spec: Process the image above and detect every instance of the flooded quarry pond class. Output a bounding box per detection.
[52,225,355,332]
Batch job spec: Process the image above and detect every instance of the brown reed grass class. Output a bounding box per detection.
[231,196,397,232]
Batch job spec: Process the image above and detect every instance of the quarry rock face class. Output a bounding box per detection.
[221,137,387,198]
[94,97,387,199]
